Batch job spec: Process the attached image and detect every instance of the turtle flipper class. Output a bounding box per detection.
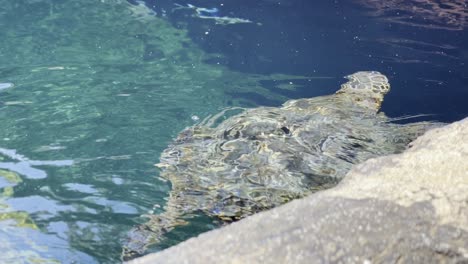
[121,223,161,261]
[387,121,444,148]
[399,121,444,141]
[121,192,189,261]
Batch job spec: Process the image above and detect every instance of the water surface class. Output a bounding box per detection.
[0,0,466,262]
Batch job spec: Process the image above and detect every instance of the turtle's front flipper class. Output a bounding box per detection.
[390,121,444,147]
[121,192,188,261]
[401,121,444,139]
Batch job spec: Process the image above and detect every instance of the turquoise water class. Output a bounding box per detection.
[0,1,298,262]
[0,0,467,263]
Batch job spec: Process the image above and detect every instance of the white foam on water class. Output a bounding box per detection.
[0,82,14,90]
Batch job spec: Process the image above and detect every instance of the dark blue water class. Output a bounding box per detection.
[146,0,468,122]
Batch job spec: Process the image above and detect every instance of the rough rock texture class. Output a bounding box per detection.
[129,118,468,264]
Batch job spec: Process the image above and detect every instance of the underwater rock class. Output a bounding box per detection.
[357,0,467,31]
[129,117,468,264]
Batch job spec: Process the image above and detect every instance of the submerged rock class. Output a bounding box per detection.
[129,117,468,264]
[123,71,442,258]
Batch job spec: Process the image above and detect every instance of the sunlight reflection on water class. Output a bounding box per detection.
[0,148,73,179]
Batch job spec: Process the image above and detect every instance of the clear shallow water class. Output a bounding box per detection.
[0,0,466,262]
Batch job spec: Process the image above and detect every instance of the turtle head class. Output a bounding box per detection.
[336,71,390,112]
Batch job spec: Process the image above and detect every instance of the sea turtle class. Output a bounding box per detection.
[123,71,441,259]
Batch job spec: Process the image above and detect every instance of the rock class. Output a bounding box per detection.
[129,118,468,264]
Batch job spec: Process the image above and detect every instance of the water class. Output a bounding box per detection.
[0,0,466,262]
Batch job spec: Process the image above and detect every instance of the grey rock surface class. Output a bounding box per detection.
[129,117,468,264]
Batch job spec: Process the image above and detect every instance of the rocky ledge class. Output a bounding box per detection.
[130,117,468,264]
